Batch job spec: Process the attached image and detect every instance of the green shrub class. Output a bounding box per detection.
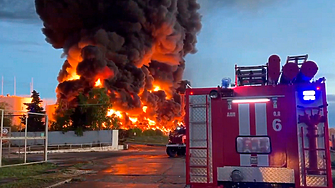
[129,128,143,136]
[154,129,164,136]
[143,129,156,136]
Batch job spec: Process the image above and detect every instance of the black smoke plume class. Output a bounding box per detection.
[35,0,202,130]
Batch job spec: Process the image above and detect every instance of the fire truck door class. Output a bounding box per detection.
[237,103,273,167]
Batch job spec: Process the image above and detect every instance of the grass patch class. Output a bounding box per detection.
[0,161,90,188]
[126,135,168,145]
[0,176,65,188]
[0,162,56,179]
[0,162,64,188]
[2,158,25,166]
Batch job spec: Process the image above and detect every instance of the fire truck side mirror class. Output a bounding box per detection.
[209,90,219,99]
[209,88,234,101]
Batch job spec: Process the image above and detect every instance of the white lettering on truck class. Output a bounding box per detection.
[272,111,282,131]
[227,112,236,117]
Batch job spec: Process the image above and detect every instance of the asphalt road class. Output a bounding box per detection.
[50,145,186,188]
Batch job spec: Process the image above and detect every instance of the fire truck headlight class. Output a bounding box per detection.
[209,90,219,99]
[230,170,243,182]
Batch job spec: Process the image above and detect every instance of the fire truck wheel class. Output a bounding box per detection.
[166,147,178,158]
[177,148,186,156]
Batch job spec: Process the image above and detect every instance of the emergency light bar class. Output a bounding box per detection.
[303,90,315,96]
[232,98,270,103]
[303,96,316,100]
[302,90,316,101]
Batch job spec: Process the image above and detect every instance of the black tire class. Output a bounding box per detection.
[177,148,186,156]
[166,147,178,157]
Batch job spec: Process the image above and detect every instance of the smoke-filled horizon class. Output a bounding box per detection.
[34,0,202,129]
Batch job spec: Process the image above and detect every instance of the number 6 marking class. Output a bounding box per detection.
[272,119,282,131]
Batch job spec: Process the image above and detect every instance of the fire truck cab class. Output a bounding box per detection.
[185,54,333,188]
[166,125,187,157]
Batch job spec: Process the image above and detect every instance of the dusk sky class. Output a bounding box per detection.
[0,0,334,125]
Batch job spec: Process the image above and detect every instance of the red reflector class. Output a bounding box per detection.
[316,87,320,90]
[190,92,193,95]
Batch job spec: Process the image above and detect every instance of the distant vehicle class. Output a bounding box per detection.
[166,125,186,157]
[184,54,333,188]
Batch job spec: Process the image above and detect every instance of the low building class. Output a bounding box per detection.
[0,95,56,128]
[0,95,32,126]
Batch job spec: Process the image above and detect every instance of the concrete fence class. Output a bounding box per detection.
[8,130,119,147]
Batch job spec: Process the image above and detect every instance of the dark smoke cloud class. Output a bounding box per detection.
[35,0,202,129]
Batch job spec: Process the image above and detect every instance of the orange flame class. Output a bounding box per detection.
[103,82,182,133]
[66,72,80,81]
[61,42,93,82]
[153,86,161,91]
[95,79,102,87]
[107,109,122,118]
[106,105,176,133]
[142,106,148,113]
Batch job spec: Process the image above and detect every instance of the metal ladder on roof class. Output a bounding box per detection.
[286,54,308,65]
[235,65,267,86]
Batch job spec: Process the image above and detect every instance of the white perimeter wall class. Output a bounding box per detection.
[8,130,118,147]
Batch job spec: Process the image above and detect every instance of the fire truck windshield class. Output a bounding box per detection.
[236,136,271,154]
[174,127,186,134]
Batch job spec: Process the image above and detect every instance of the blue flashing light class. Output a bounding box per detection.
[302,90,316,101]
[221,77,231,88]
[303,95,316,101]
[303,90,315,96]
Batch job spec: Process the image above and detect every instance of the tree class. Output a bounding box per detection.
[81,87,114,130]
[53,87,120,136]
[21,90,46,132]
[50,100,74,132]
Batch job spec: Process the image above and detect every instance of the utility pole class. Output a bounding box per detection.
[30,77,33,94]
[14,76,16,96]
[1,76,3,96]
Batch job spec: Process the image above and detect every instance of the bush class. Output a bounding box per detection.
[120,128,165,139]
[154,129,164,136]
[128,128,143,137]
[143,129,157,136]
[118,129,128,140]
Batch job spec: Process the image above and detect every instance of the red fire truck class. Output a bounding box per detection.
[185,54,333,188]
[166,125,186,157]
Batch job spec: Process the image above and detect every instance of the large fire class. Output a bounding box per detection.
[61,61,183,133]
[105,94,174,133]
[96,77,179,133]
[60,53,177,132]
